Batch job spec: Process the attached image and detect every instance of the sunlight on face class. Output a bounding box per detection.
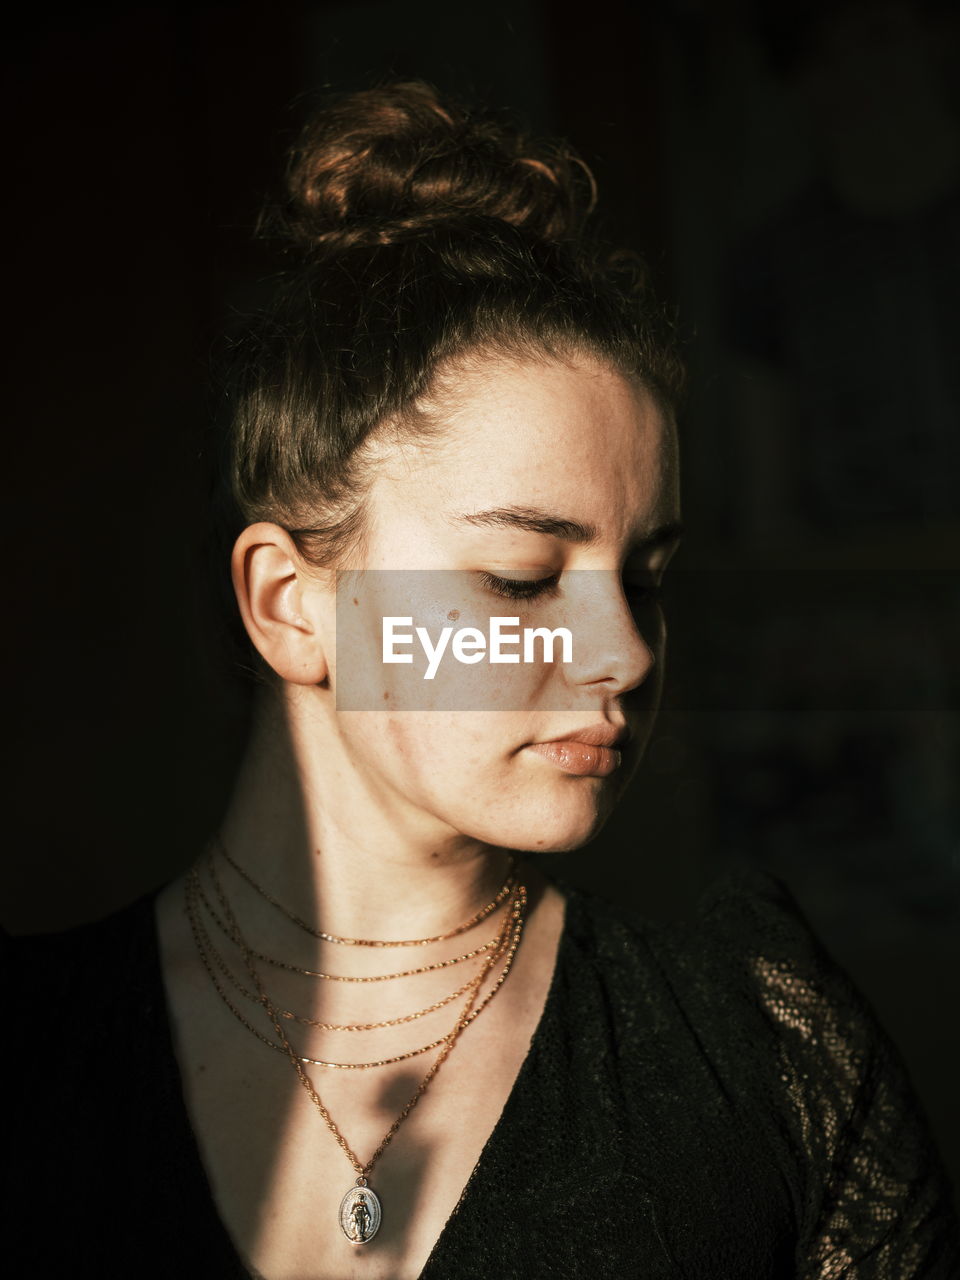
[330,351,681,853]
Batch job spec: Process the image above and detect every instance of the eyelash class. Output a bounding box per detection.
[478,571,662,604]
[478,571,561,601]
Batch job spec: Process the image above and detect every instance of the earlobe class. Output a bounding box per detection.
[230,522,331,686]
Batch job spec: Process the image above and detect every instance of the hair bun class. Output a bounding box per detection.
[276,81,596,251]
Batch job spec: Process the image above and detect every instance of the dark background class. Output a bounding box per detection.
[6,0,959,1194]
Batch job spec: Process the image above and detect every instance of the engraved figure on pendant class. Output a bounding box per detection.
[350,1193,372,1242]
[339,1183,382,1244]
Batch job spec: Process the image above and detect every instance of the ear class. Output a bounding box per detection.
[230,522,332,686]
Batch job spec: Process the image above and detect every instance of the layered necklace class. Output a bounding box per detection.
[184,837,527,1246]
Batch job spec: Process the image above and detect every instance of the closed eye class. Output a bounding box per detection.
[478,570,664,605]
[477,571,561,601]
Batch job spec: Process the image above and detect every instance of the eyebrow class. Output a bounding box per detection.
[449,506,684,552]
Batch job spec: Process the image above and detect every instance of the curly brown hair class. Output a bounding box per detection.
[206,81,684,687]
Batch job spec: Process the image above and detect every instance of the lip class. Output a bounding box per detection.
[525,722,631,778]
[541,722,632,749]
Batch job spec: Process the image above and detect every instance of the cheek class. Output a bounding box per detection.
[342,709,620,850]
[378,712,511,783]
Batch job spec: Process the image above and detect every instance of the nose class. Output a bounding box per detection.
[563,569,660,695]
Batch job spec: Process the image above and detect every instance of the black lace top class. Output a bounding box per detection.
[4,869,958,1277]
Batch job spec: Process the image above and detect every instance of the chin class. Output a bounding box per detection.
[541,801,616,852]
[479,788,616,855]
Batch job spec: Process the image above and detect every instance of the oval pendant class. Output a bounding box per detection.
[339,1182,382,1244]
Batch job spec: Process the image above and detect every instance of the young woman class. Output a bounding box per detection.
[6,82,959,1278]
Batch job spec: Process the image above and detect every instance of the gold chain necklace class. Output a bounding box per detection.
[186,865,525,1064]
[193,872,503,981]
[184,852,528,1245]
[190,900,484,1030]
[216,834,516,946]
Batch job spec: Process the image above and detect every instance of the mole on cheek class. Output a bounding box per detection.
[383,690,390,700]
[447,608,460,621]
[352,597,359,606]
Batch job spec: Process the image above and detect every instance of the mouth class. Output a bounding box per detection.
[525,741,623,777]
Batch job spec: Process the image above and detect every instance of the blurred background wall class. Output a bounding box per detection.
[6,0,959,1191]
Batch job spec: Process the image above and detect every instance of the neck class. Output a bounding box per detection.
[214,688,516,948]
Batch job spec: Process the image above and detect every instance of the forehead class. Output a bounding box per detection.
[388,352,677,540]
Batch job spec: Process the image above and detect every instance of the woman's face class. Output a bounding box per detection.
[328,350,681,854]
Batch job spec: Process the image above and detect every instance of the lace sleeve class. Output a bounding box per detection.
[707,872,960,1278]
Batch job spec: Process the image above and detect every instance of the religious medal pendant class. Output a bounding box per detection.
[339,1176,382,1244]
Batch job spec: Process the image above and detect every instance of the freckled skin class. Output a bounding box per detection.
[312,352,681,857]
